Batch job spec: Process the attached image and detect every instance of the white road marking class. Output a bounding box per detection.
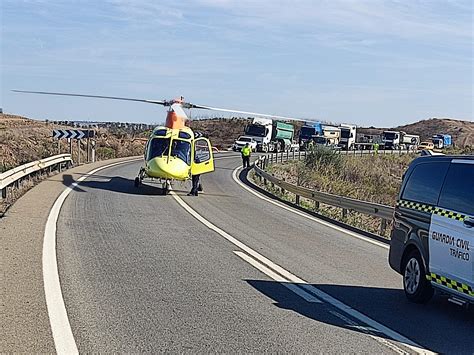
[233,251,322,303]
[43,158,141,354]
[329,310,409,355]
[232,166,390,250]
[214,155,242,160]
[171,187,433,355]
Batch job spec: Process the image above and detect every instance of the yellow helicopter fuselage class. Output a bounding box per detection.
[143,125,214,181]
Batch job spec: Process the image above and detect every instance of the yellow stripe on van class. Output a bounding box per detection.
[397,200,466,222]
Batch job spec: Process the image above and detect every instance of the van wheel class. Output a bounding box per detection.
[403,250,433,303]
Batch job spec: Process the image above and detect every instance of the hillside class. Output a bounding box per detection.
[359,118,473,148]
[0,113,148,172]
[396,118,473,148]
[2,113,472,172]
[187,117,249,149]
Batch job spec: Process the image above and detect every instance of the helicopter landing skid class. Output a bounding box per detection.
[134,168,146,188]
[160,180,171,195]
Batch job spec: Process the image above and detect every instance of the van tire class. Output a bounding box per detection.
[403,250,434,303]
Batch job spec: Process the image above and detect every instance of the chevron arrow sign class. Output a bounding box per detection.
[52,129,94,139]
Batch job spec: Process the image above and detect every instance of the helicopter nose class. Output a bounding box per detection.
[147,157,189,180]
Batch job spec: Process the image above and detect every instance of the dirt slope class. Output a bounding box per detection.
[359,118,473,148]
[1,113,148,172]
[395,118,473,147]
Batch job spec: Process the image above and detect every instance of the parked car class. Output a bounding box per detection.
[389,155,474,306]
[417,141,434,151]
[232,136,258,152]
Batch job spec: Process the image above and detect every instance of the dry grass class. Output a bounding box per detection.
[251,151,417,237]
[269,152,414,206]
[1,113,148,172]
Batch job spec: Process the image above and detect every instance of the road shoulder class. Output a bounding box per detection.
[1,157,138,353]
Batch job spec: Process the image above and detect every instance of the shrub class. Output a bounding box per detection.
[304,145,343,170]
[96,146,116,160]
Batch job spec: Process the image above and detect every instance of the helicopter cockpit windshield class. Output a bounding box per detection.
[149,137,191,165]
[149,137,170,158]
[170,139,191,165]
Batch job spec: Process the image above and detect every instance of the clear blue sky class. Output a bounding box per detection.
[1,0,472,126]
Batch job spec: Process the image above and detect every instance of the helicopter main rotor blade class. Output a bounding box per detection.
[187,103,313,122]
[12,90,166,105]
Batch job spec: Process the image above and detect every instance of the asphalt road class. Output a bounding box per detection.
[56,153,473,353]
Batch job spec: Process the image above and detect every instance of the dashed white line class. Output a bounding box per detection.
[233,251,322,303]
[172,170,433,355]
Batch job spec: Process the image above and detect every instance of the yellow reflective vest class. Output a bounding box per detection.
[241,146,251,157]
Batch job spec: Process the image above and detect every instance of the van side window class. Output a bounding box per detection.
[438,163,474,215]
[401,162,449,206]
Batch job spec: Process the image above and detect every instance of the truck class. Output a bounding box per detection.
[244,117,298,152]
[338,124,357,150]
[431,134,452,149]
[321,125,341,146]
[382,130,420,150]
[353,133,382,150]
[298,121,323,149]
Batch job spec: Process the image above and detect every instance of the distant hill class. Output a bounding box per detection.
[0,113,149,172]
[2,113,472,172]
[187,117,250,149]
[395,118,473,148]
[359,118,473,148]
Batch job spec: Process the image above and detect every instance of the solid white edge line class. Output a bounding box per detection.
[232,166,390,250]
[172,172,433,355]
[233,251,322,303]
[43,158,141,354]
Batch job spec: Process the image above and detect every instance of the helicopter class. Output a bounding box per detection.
[13,90,309,194]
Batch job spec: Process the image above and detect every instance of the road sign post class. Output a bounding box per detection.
[52,130,95,165]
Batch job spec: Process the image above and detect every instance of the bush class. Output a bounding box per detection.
[96,147,116,160]
[304,145,343,170]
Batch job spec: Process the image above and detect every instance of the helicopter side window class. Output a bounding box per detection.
[194,139,210,163]
[149,138,170,158]
[170,139,191,165]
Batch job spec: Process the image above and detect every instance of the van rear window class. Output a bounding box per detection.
[401,162,449,206]
[438,162,474,215]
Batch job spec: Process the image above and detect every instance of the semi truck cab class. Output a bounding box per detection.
[338,124,356,150]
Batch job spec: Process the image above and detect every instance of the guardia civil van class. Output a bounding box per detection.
[389,155,474,306]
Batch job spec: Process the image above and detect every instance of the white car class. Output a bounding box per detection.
[233,136,258,152]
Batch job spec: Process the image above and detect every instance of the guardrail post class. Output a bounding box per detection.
[292,150,295,160]
[271,174,275,188]
[342,208,348,219]
[286,150,289,161]
[295,194,300,205]
[380,219,387,235]
[280,152,283,163]
[281,178,285,194]
[1,187,6,199]
[298,150,301,160]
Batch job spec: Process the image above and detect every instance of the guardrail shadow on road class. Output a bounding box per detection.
[246,279,473,354]
[238,168,389,245]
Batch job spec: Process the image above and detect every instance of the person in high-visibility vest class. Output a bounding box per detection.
[373,142,380,155]
[241,143,251,168]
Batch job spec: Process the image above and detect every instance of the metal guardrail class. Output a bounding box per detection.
[0,154,73,199]
[253,154,395,234]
